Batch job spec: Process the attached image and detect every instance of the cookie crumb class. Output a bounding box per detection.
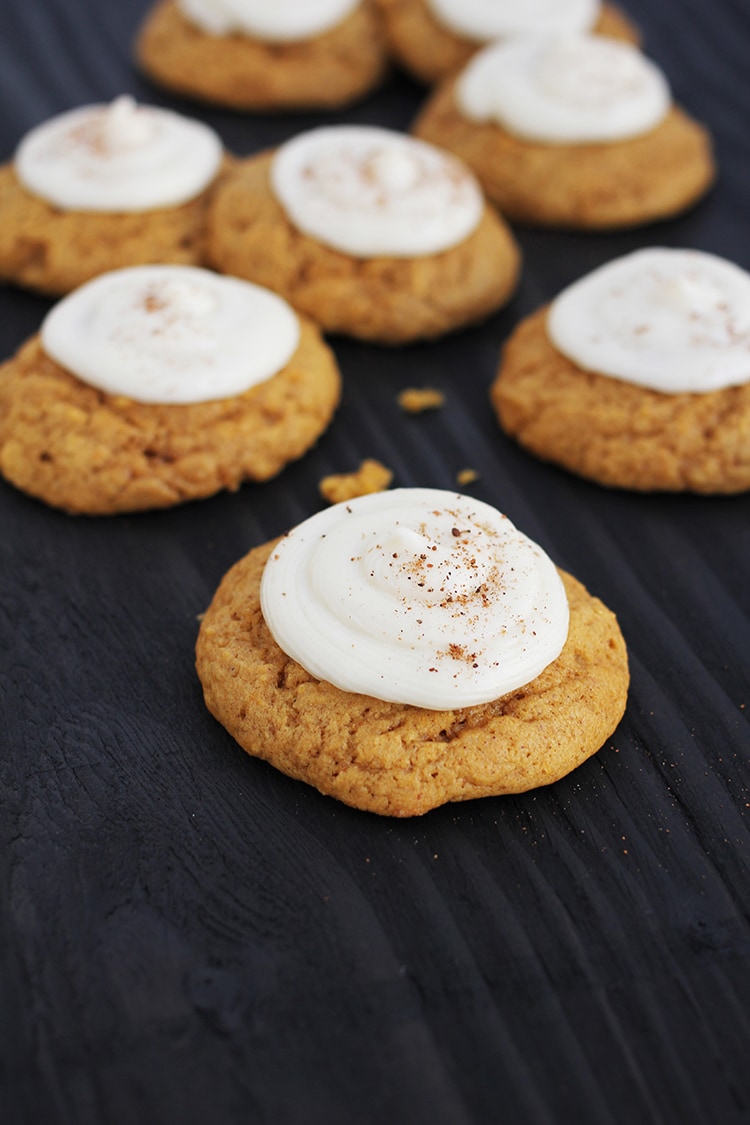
[398,386,445,413]
[456,467,479,486]
[319,459,393,504]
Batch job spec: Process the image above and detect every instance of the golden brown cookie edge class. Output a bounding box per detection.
[196,538,630,816]
[491,306,750,493]
[135,0,389,111]
[205,149,521,344]
[412,81,716,230]
[0,316,341,514]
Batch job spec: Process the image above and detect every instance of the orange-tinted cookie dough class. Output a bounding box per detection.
[491,307,750,493]
[413,80,715,229]
[398,386,445,412]
[196,541,629,816]
[0,317,340,514]
[0,161,228,297]
[318,459,393,503]
[205,150,521,344]
[135,0,388,111]
[376,0,639,86]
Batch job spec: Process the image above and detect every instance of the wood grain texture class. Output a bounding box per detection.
[1,1,750,1123]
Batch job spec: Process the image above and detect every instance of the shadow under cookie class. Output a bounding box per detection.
[205,150,521,344]
[196,540,629,817]
[0,318,340,515]
[491,307,750,494]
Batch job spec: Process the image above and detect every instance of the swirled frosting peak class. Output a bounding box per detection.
[178,0,359,40]
[15,96,222,212]
[41,265,300,404]
[456,35,670,144]
[547,248,750,394]
[270,126,484,257]
[260,489,569,709]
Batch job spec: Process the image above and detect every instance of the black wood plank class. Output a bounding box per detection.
[1,2,749,1123]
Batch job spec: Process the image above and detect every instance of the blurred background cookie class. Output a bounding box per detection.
[491,248,750,493]
[135,0,389,111]
[206,125,521,344]
[376,0,639,85]
[0,265,341,513]
[413,35,715,229]
[0,97,228,295]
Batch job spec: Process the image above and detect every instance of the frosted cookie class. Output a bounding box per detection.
[491,248,750,493]
[413,35,715,229]
[376,0,639,86]
[0,97,228,296]
[135,0,388,111]
[196,488,629,816]
[206,125,521,344]
[0,265,340,514]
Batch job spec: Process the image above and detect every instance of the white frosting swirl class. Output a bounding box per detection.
[15,97,223,212]
[426,0,600,42]
[178,0,359,40]
[260,489,569,709]
[270,126,484,258]
[547,248,750,395]
[41,265,300,404]
[456,36,671,144]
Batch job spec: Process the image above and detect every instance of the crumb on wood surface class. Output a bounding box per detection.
[397,387,445,413]
[319,459,394,504]
[456,468,479,486]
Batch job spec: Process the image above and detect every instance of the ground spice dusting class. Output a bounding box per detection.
[70,119,110,158]
[143,291,168,313]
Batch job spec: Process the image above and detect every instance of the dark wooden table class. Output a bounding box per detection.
[2,1,749,1122]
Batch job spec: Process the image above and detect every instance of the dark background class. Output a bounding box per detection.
[1,1,749,1122]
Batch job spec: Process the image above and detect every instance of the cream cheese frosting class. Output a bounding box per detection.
[270,125,484,258]
[40,265,300,404]
[14,96,223,213]
[456,35,671,144]
[260,488,569,709]
[426,0,600,42]
[177,0,359,40]
[547,248,750,395]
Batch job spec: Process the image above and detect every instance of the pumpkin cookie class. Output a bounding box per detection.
[491,249,750,493]
[196,489,629,817]
[206,126,520,344]
[0,98,227,296]
[135,0,388,111]
[376,0,639,86]
[413,35,715,229]
[0,266,340,514]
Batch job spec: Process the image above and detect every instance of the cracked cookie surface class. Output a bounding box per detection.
[491,307,750,493]
[196,539,629,817]
[0,318,340,514]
